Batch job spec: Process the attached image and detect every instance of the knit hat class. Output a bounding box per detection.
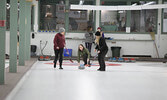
[95,31,101,36]
[97,27,101,30]
[59,27,65,33]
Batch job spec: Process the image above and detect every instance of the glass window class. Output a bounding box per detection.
[69,10,94,32]
[131,9,157,32]
[39,4,65,31]
[31,6,34,31]
[101,1,126,6]
[39,0,95,32]
[100,1,126,33]
[6,2,10,30]
[131,1,157,33]
[163,2,167,33]
[101,10,126,32]
[6,1,19,31]
[100,1,157,33]
[69,0,95,32]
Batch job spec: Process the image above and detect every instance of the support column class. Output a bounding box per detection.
[95,0,100,31]
[157,0,162,56]
[9,0,18,73]
[126,1,131,33]
[25,1,32,60]
[0,0,6,85]
[65,0,69,32]
[19,0,26,66]
[32,0,38,32]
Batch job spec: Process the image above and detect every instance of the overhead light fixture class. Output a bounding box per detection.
[70,4,167,11]
[79,0,84,5]
[59,1,64,5]
[118,11,125,13]
[6,3,10,9]
[47,5,51,8]
[143,1,155,6]
[132,3,137,6]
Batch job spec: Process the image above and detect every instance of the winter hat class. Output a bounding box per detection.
[59,27,65,33]
[97,27,101,30]
[95,31,101,36]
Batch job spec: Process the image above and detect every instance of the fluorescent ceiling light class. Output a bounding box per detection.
[70,4,167,11]
[6,3,10,9]
[79,0,84,5]
[118,11,124,13]
[143,1,155,6]
[132,3,137,6]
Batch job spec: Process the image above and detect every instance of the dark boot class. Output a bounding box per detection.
[59,58,63,69]
[54,63,56,68]
[88,61,91,67]
[97,68,101,71]
[100,69,105,71]
[97,68,105,71]
[53,60,57,68]
[59,63,63,69]
[59,67,63,69]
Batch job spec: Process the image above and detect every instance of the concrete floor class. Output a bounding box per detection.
[5,60,167,100]
[0,58,37,100]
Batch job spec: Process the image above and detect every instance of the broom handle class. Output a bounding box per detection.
[153,41,160,58]
[90,54,98,65]
[149,32,159,58]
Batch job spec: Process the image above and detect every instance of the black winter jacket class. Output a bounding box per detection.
[95,37,108,52]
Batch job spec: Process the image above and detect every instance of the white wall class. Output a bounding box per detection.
[29,32,167,58]
[159,35,167,57]
[5,31,167,58]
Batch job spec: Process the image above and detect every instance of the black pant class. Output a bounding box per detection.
[85,43,92,53]
[98,49,108,70]
[54,48,63,67]
[83,54,90,65]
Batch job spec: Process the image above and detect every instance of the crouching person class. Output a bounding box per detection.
[77,44,91,67]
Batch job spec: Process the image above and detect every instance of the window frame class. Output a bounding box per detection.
[162,1,167,34]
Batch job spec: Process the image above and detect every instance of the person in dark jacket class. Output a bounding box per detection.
[53,27,66,69]
[77,44,91,67]
[95,31,108,71]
